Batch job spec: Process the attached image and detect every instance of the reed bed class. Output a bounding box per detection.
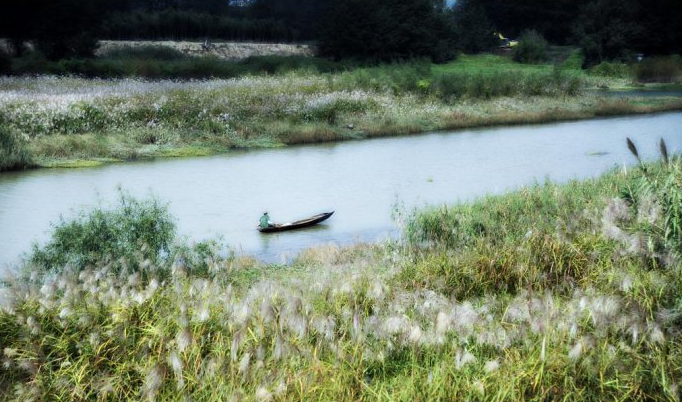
[2,57,681,169]
[1,145,681,401]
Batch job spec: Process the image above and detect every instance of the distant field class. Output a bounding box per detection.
[96,40,315,61]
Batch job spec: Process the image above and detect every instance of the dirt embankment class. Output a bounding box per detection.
[96,40,316,60]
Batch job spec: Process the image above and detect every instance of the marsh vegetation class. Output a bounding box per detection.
[2,54,681,170]
[1,142,680,401]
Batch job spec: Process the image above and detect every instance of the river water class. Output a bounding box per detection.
[1,112,681,269]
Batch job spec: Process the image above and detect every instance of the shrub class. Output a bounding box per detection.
[512,30,548,64]
[589,61,633,78]
[635,57,681,83]
[10,51,49,75]
[0,48,11,75]
[0,121,34,172]
[30,191,176,273]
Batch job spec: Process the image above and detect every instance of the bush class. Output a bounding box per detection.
[635,57,682,83]
[589,61,633,78]
[0,49,11,75]
[30,191,176,273]
[10,51,49,75]
[512,30,548,64]
[0,122,34,172]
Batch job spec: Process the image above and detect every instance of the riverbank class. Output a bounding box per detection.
[22,94,682,169]
[1,152,680,401]
[2,55,682,170]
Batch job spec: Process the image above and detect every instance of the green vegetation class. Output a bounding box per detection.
[30,190,176,274]
[2,53,681,170]
[100,10,298,43]
[404,143,682,298]
[0,49,11,75]
[512,30,549,64]
[1,145,681,401]
[589,61,634,79]
[0,117,34,172]
[2,0,681,66]
[636,56,682,83]
[9,50,352,79]
[317,0,455,63]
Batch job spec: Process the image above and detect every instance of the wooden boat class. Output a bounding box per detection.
[258,211,334,233]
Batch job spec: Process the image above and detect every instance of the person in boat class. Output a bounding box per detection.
[259,212,273,228]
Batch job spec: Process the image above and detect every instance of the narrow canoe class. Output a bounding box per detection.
[258,211,334,233]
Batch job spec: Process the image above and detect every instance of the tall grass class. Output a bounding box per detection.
[624,138,682,256]
[0,117,34,172]
[636,56,682,83]
[430,68,581,101]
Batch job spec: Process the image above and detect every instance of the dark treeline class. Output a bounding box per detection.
[100,0,324,42]
[101,11,293,42]
[318,0,456,63]
[0,0,323,59]
[466,0,682,63]
[0,0,680,63]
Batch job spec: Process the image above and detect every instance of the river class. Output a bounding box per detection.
[1,112,681,270]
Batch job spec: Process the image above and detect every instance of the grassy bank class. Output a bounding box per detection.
[1,54,682,169]
[1,145,681,401]
[11,51,348,80]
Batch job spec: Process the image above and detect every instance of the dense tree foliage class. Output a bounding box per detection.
[512,30,548,64]
[469,0,584,45]
[0,0,679,63]
[450,0,497,54]
[572,0,643,64]
[467,0,682,63]
[317,0,455,62]
[0,0,102,59]
[101,11,291,42]
[247,0,325,41]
